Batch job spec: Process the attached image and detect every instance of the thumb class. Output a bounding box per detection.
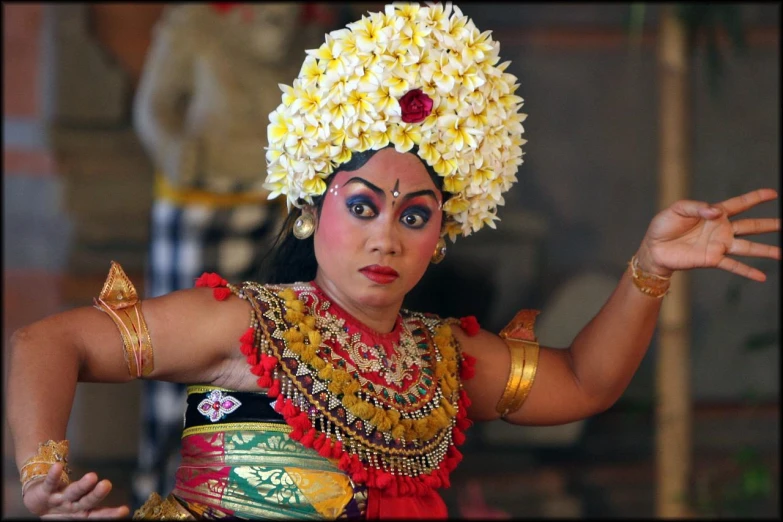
[671,199,723,220]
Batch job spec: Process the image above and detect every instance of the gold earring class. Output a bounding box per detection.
[293,211,315,240]
[431,237,447,264]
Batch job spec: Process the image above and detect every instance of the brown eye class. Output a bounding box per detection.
[348,202,376,218]
[401,210,428,229]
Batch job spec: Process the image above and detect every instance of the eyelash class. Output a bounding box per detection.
[346,198,431,229]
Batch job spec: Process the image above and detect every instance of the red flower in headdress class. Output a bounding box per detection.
[399,89,433,124]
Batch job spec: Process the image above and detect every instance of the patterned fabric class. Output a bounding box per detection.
[167,386,366,519]
[132,198,284,509]
[220,280,474,517]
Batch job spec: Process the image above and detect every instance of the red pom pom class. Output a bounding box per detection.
[267,379,281,398]
[239,328,255,345]
[282,399,298,418]
[331,440,343,459]
[213,288,232,301]
[459,353,476,380]
[256,374,273,388]
[338,452,352,471]
[289,412,311,431]
[313,432,327,451]
[459,316,481,336]
[261,355,278,372]
[194,273,211,287]
[300,428,317,447]
[375,471,394,489]
[317,438,333,458]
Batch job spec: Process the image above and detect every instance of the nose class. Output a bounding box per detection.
[367,216,401,257]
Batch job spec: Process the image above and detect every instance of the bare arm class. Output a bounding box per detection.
[462,188,780,426]
[6,286,251,515]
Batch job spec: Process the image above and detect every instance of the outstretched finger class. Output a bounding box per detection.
[728,239,781,260]
[717,257,767,282]
[39,462,68,495]
[71,479,114,513]
[732,218,781,236]
[60,472,99,504]
[717,188,778,218]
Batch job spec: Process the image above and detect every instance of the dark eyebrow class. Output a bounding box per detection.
[344,177,385,198]
[401,190,439,204]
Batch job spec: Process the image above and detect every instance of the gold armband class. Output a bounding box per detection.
[629,255,671,299]
[496,309,540,418]
[19,440,70,495]
[93,261,154,377]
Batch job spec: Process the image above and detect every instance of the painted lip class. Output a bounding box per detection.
[359,265,399,284]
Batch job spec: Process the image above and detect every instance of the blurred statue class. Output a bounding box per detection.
[131,2,334,507]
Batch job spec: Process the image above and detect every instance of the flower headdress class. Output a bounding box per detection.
[263,2,526,241]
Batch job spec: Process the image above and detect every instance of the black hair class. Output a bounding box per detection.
[257,145,444,284]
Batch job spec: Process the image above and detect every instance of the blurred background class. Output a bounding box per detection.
[3,2,779,518]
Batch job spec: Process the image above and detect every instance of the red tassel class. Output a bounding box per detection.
[267,379,281,398]
[239,343,254,357]
[195,272,227,288]
[453,429,466,446]
[459,316,481,336]
[385,477,399,496]
[289,428,303,441]
[317,438,333,458]
[273,398,284,413]
[282,399,298,419]
[313,432,327,451]
[398,479,410,496]
[375,471,393,489]
[338,452,352,471]
[331,440,343,459]
[261,355,278,372]
[460,353,477,380]
[256,374,273,388]
[213,288,232,301]
[289,412,311,432]
[239,328,255,344]
[456,416,473,431]
[249,363,265,376]
[459,389,472,409]
[300,428,317,447]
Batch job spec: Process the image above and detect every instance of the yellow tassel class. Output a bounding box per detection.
[386,409,400,425]
[440,397,456,417]
[343,380,361,395]
[391,424,406,440]
[307,330,322,347]
[328,380,344,395]
[284,329,304,343]
[318,365,334,381]
[300,345,317,361]
[288,341,304,355]
[342,394,358,408]
[372,409,392,432]
[304,316,317,329]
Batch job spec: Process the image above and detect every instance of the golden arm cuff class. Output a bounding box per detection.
[495,309,541,418]
[92,261,154,378]
[19,440,70,496]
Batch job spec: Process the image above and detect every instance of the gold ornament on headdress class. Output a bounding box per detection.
[93,261,154,377]
[263,2,527,242]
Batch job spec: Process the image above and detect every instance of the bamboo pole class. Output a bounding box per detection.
[655,6,693,518]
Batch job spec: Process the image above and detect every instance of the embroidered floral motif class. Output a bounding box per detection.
[197,390,242,422]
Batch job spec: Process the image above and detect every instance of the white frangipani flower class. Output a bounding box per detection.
[264,3,526,241]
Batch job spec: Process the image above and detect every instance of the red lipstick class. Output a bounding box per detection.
[360,265,399,284]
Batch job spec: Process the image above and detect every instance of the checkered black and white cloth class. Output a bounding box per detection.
[131,197,284,508]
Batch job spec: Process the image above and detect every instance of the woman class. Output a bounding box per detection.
[7,3,779,519]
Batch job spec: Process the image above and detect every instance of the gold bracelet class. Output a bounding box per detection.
[629,255,671,299]
[496,310,541,418]
[19,440,71,495]
[93,261,155,377]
